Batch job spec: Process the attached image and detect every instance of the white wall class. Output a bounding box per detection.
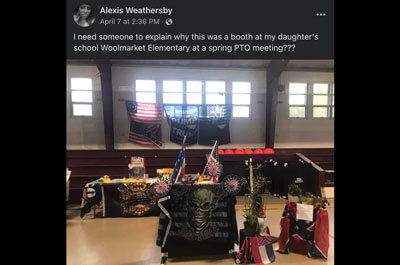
[66,64,334,150]
[274,71,334,148]
[112,65,267,149]
[66,65,106,149]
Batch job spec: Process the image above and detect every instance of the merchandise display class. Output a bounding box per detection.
[80,179,159,218]
[157,168,173,182]
[277,201,329,259]
[81,156,160,218]
[128,156,145,178]
[156,183,240,263]
[75,138,327,264]
[153,140,242,264]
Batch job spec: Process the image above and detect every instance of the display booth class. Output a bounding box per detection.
[221,158,318,197]
[156,183,239,264]
[80,156,161,218]
[80,178,159,218]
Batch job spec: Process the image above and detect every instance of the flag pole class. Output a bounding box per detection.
[249,157,254,192]
[202,140,218,176]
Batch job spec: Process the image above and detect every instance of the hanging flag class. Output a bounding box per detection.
[126,101,163,147]
[198,105,232,146]
[164,105,199,145]
[199,104,232,121]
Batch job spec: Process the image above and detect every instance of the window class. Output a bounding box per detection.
[163,80,183,104]
[186,81,202,104]
[205,81,225,104]
[232,82,251,117]
[288,82,307,118]
[312,83,334,118]
[136,80,156,103]
[71,78,93,116]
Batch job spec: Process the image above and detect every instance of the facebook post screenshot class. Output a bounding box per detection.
[66,1,334,265]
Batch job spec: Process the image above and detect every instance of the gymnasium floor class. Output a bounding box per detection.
[67,195,334,265]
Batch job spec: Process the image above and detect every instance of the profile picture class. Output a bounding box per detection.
[73,4,95,27]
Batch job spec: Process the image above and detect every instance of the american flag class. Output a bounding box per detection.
[169,136,186,184]
[126,101,163,147]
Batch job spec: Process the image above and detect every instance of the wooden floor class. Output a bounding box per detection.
[67,196,334,265]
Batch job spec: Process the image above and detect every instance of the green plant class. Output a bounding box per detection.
[304,192,313,198]
[288,184,302,197]
[243,207,258,226]
[242,163,271,223]
[313,196,330,208]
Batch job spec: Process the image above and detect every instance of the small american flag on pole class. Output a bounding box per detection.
[169,136,186,184]
[126,101,163,147]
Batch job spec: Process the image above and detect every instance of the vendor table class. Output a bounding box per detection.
[277,201,329,259]
[80,179,159,218]
[156,183,239,264]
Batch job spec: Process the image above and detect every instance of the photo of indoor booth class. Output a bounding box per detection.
[66,59,334,265]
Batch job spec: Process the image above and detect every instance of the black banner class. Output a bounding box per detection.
[164,105,199,145]
[170,120,198,145]
[198,120,231,146]
[198,105,232,145]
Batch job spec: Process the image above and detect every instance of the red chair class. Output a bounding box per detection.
[224,149,234,154]
[235,148,245,154]
[254,149,263,154]
[244,149,254,154]
[263,148,275,154]
[218,149,225,155]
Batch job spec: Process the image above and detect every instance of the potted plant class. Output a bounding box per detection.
[313,196,330,208]
[243,206,258,237]
[301,192,315,204]
[242,163,271,236]
[288,184,302,203]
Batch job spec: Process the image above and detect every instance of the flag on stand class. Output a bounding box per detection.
[203,141,223,179]
[126,101,163,147]
[170,136,187,184]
